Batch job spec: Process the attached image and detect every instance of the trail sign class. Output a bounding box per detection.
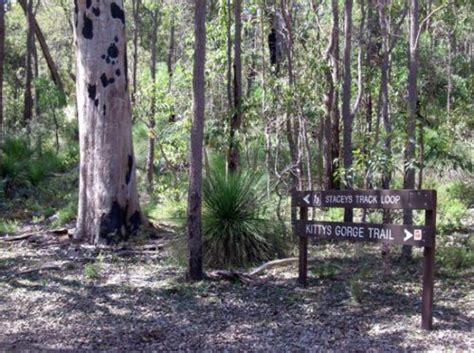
[292,189,437,331]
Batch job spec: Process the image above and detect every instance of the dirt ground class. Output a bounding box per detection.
[0,227,472,351]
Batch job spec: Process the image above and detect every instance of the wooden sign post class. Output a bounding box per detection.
[292,189,437,330]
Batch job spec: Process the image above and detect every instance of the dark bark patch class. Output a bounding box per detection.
[92,7,100,16]
[86,0,92,8]
[100,73,109,87]
[99,201,127,244]
[107,43,119,59]
[82,14,93,39]
[94,99,99,107]
[103,104,107,116]
[125,155,133,184]
[114,36,119,43]
[128,211,141,234]
[109,77,115,85]
[124,52,129,90]
[116,69,121,76]
[87,84,96,100]
[111,2,125,24]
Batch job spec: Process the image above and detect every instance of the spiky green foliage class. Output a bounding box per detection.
[0,137,64,198]
[202,160,287,269]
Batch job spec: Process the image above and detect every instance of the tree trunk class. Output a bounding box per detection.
[131,0,140,104]
[145,9,159,187]
[167,16,176,122]
[23,0,34,127]
[18,0,64,96]
[74,0,141,245]
[402,0,418,261]
[225,0,232,111]
[187,0,206,281]
[342,0,353,222]
[324,0,340,190]
[0,0,4,139]
[228,0,242,172]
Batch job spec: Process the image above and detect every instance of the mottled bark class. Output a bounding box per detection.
[74,0,141,245]
[187,0,206,281]
[402,0,419,261]
[228,0,242,172]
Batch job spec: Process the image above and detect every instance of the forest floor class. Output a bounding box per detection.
[0,222,472,351]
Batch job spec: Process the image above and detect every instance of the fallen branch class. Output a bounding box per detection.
[210,257,323,284]
[9,261,74,279]
[248,257,321,277]
[0,232,39,242]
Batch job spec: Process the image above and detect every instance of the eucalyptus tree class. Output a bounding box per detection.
[187,0,206,281]
[73,0,141,244]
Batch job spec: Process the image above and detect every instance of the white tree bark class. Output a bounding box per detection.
[74,0,141,245]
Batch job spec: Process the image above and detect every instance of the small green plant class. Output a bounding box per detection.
[202,159,287,269]
[0,219,18,235]
[52,202,77,227]
[310,263,341,279]
[350,266,371,304]
[83,261,102,280]
[437,245,474,275]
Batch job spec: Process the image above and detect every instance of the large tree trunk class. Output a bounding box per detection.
[23,0,34,127]
[228,0,242,172]
[187,0,206,281]
[145,9,159,187]
[402,0,418,261]
[0,0,4,139]
[74,0,141,245]
[18,0,64,96]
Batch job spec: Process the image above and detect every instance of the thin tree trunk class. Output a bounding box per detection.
[324,0,340,190]
[131,0,140,104]
[342,0,353,222]
[145,9,159,187]
[228,0,242,172]
[18,0,64,96]
[167,16,176,122]
[226,0,232,111]
[74,0,141,244]
[187,0,206,281]
[402,0,419,261]
[0,0,5,140]
[23,0,34,127]
[378,0,392,224]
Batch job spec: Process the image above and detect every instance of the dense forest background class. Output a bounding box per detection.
[0,0,473,349]
[0,0,473,260]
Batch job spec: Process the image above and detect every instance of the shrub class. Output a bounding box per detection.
[0,137,64,198]
[83,261,102,280]
[202,160,287,269]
